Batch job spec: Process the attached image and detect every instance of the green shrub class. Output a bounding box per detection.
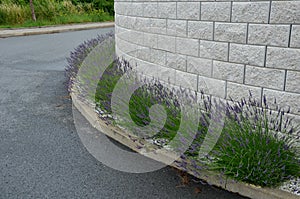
[33,0,60,20]
[95,61,124,115]
[0,0,113,26]
[94,60,181,141]
[92,0,114,15]
[0,2,30,24]
[211,96,300,187]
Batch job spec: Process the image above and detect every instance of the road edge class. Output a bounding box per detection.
[0,22,115,38]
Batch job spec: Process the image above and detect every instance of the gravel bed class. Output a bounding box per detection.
[280,177,300,196]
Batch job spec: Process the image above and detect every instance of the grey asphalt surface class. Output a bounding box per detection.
[0,28,247,199]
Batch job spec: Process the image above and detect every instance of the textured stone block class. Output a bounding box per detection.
[167,19,187,37]
[166,52,186,71]
[115,26,128,40]
[116,37,139,57]
[200,40,228,61]
[143,3,157,18]
[187,56,212,77]
[137,62,176,85]
[115,14,121,26]
[177,2,200,20]
[176,70,198,91]
[266,47,300,71]
[158,2,176,19]
[157,65,177,85]
[176,37,199,57]
[143,32,157,48]
[291,25,300,48]
[248,24,290,47]
[148,18,166,34]
[115,2,128,15]
[131,17,150,31]
[227,82,261,102]
[213,61,244,83]
[214,22,247,43]
[201,2,231,22]
[232,2,269,23]
[198,76,226,98]
[117,15,129,28]
[136,47,151,62]
[131,3,144,16]
[270,1,300,24]
[150,49,166,66]
[229,44,265,67]
[136,61,154,77]
[114,2,122,15]
[286,71,300,93]
[245,65,285,90]
[188,21,213,40]
[114,25,122,34]
[121,30,143,45]
[157,35,176,52]
[264,89,300,115]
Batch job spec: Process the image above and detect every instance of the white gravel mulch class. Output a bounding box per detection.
[280,177,300,196]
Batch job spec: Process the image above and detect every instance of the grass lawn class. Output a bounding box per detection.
[0,0,114,29]
[0,14,114,29]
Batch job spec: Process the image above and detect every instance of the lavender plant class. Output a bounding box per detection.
[94,59,195,144]
[95,58,131,118]
[183,91,212,158]
[210,94,300,187]
[66,34,300,188]
[65,31,114,92]
[128,79,181,140]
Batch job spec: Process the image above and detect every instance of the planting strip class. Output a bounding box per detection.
[71,92,298,199]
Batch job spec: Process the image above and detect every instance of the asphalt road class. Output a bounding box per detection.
[0,28,247,199]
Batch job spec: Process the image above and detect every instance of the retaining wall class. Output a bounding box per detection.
[114,0,300,121]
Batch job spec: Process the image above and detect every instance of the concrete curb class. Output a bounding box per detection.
[70,92,299,199]
[0,22,114,38]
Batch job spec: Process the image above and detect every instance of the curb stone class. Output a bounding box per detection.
[70,92,299,199]
[0,22,115,38]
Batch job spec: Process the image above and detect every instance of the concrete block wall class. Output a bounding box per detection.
[114,0,300,121]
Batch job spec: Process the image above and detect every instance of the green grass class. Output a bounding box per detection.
[95,61,182,140]
[95,62,124,116]
[0,15,113,29]
[211,117,300,187]
[0,0,113,28]
[128,84,182,140]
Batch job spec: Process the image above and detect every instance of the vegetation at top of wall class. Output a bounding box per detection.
[0,0,114,27]
[66,34,300,188]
